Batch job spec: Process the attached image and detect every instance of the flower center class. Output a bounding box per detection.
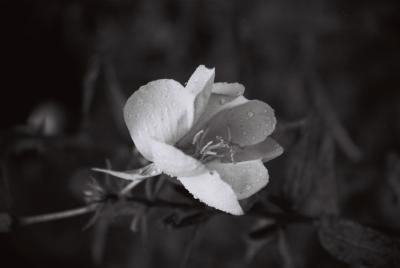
[190,128,241,163]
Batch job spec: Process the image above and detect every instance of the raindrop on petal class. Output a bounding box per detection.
[247,111,254,118]
[219,98,226,105]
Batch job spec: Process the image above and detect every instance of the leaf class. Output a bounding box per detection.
[244,219,277,262]
[0,213,12,232]
[385,153,400,204]
[379,153,400,227]
[104,62,129,140]
[163,211,210,229]
[81,55,100,128]
[283,115,338,216]
[92,163,161,181]
[278,228,294,268]
[318,216,400,267]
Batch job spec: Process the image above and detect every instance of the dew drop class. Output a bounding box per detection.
[219,98,226,105]
[242,131,247,136]
[247,111,254,118]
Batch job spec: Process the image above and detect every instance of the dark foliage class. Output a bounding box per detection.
[1,0,400,267]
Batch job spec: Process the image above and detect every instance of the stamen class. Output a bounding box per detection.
[200,140,214,154]
[227,126,232,141]
[192,129,204,145]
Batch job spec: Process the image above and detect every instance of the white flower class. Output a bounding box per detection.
[96,65,283,215]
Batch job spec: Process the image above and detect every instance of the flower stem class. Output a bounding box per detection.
[19,204,98,226]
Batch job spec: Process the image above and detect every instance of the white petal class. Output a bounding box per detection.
[206,160,269,200]
[177,171,244,215]
[124,79,194,160]
[202,100,276,147]
[212,82,245,96]
[222,137,284,163]
[149,138,207,177]
[185,65,215,125]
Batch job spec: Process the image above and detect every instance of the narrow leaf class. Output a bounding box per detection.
[92,163,161,181]
[318,216,400,267]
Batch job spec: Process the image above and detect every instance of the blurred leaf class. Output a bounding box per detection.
[104,62,129,141]
[27,102,66,136]
[385,153,400,204]
[318,216,400,267]
[310,74,363,162]
[145,176,166,201]
[91,216,110,266]
[378,153,400,228]
[283,115,338,216]
[244,218,277,262]
[278,228,294,268]
[180,225,201,268]
[82,56,101,128]
[163,211,210,229]
[0,213,12,232]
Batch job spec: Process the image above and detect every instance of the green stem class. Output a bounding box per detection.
[19,204,98,226]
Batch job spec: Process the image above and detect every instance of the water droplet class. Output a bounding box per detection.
[242,131,247,136]
[251,136,256,141]
[219,98,226,105]
[247,111,254,118]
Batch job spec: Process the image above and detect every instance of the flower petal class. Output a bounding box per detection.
[185,65,215,125]
[222,137,284,163]
[202,100,276,147]
[177,172,244,215]
[212,82,245,96]
[148,138,207,177]
[206,160,269,200]
[177,95,248,147]
[124,79,193,160]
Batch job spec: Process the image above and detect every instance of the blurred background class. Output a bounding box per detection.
[1,0,400,267]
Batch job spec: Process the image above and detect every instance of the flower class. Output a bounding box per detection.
[97,65,283,215]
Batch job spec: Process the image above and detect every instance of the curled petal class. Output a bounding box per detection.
[177,95,248,147]
[222,137,284,163]
[185,65,215,125]
[212,82,245,96]
[203,100,276,147]
[149,138,207,177]
[206,160,269,200]
[178,172,244,215]
[124,79,193,160]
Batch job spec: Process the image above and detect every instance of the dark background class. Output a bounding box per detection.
[1,0,400,267]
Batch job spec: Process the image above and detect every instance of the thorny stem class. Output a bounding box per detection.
[18,204,98,226]
[13,197,312,230]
